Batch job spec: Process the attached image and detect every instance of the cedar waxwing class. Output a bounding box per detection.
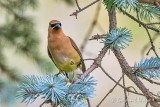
[47,20,86,75]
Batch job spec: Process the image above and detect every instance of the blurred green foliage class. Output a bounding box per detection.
[0,0,39,80]
[64,0,75,6]
[0,0,74,106]
[0,0,39,106]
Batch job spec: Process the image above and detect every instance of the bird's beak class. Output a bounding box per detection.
[53,23,61,29]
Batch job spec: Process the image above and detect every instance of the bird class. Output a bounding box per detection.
[47,20,86,77]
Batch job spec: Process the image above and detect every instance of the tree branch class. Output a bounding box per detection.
[39,101,47,107]
[120,9,159,57]
[113,49,160,107]
[80,1,101,51]
[137,0,160,7]
[75,0,81,10]
[82,47,108,78]
[87,98,91,107]
[89,34,106,40]
[141,33,158,58]
[144,27,159,57]
[70,0,101,18]
[140,76,160,85]
[99,65,144,96]
[108,10,117,31]
[120,9,160,33]
[122,74,130,107]
[96,74,124,107]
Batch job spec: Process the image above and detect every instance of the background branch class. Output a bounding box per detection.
[100,65,144,96]
[141,33,158,58]
[145,27,159,57]
[122,74,130,107]
[96,74,124,107]
[120,9,160,33]
[80,1,101,52]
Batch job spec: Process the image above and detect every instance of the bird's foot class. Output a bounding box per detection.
[55,72,61,77]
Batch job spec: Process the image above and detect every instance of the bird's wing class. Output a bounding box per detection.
[47,47,59,70]
[68,36,86,72]
[47,47,53,61]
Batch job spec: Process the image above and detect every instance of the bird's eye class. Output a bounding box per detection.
[50,24,56,28]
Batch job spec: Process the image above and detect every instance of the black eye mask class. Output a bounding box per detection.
[50,23,61,28]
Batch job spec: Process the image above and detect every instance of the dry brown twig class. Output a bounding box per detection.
[71,0,105,52]
[137,0,160,7]
[99,65,144,96]
[96,74,124,107]
[122,74,130,107]
[146,22,160,25]
[141,33,159,58]
[145,27,159,57]
[120,9,160,57]
[80,1,102,52]
[140,76,160,85]
[70,0,101,18]
[120,9,160,33]
[89,34,106,40]
[146,101,150,107]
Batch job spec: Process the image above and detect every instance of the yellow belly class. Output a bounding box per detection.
[56,61,78,72]
[52,50,81,72]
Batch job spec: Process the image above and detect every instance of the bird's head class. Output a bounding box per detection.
[49,20,62,31]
